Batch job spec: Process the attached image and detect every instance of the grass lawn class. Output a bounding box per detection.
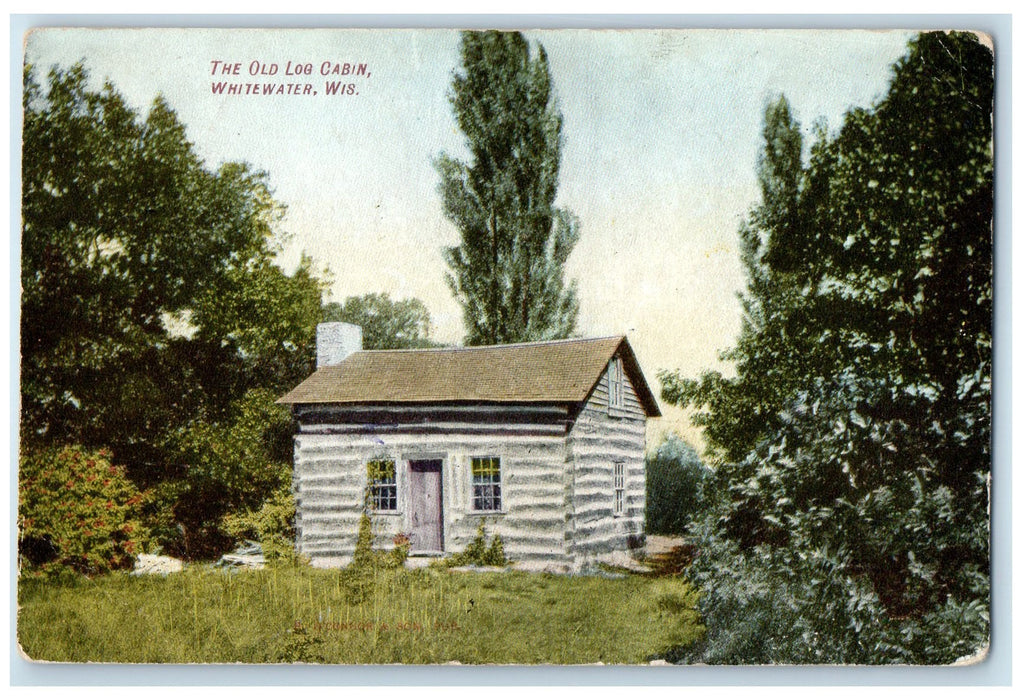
[17,563,704,664]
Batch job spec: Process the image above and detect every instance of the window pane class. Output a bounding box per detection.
[614,462,625,515]
[368,459,395,481]
[472,456,500,478]
[368,459,397,511]
[471,457,501,511]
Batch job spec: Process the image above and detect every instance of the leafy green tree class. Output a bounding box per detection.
[168,388,293,558]
[322,292,438,349]
[436,30,579,345]
[662,32,992,664]
[22,63,321,452]
[645,436,712,535]
[21,63,325,556]
[661,96,821,465]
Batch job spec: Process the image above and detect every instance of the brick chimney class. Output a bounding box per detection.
[316,322,363,368]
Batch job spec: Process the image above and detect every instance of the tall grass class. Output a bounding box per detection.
[18,564,703,664]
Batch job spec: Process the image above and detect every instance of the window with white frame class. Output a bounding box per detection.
[471,456,502,512]
[608,356,624,409]
[613,462,625,516]
[367,459,397,511]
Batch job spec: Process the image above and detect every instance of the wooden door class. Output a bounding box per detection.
[407,459,443,553]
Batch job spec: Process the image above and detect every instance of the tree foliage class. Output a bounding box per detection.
[661,32,992,664]
[437,31,579,345]
[645,436,712,535]
[322,292,437,349]
[21,63,325,559]
[167,388,293,558]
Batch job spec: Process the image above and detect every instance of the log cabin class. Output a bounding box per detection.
[277,322,661,572]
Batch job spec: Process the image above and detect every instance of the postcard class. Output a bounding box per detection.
[17,26,994,668]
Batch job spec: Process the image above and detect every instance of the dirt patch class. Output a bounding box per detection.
[643,535,696,577]
[645,535,686,557]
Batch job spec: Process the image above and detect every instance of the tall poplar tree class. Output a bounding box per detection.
[436,31,579,346]
[662,95,817,465]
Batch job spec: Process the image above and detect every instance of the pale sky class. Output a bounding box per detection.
[23,27,916,447]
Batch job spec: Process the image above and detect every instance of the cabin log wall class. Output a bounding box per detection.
[292,404,571,569]
[566,363,647,570]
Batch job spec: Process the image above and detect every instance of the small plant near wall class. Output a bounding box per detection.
[351,511,376,570]
[339,500,416,603]
[445,519,509,567]
[339,512,378,604]
[391,532,412,567]
[481,532,506,566]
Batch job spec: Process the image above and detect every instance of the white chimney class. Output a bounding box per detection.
[317,322,363,368]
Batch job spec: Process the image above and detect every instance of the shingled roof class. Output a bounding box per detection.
[277,335,661,417]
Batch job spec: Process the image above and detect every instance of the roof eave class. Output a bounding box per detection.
[278,397,586,408]
[615,337,662,418]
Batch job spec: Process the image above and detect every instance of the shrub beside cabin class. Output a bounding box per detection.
[278,323,660,572]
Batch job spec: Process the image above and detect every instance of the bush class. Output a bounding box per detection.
[445,520,509,567]
[270,622,326,663]
[482,533,506,566]
[673,465,990,665]
[336,508,415,604]
[18,446,149,577]
[671,507,887,664]
[645,436,712,534]
[389,533,412,568]
[221,478,297,562]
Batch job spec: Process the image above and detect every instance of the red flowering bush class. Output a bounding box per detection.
[18,446,150,577]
